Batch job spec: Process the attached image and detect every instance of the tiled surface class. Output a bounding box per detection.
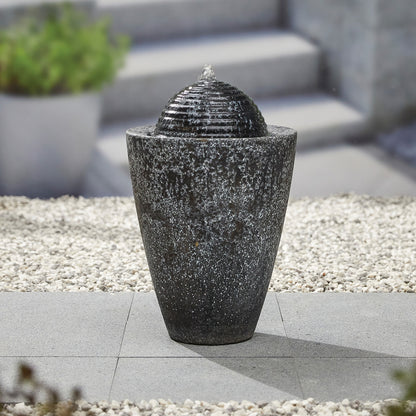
[295,358,413,401]
[0,293,133,356]
[111,357,302,402]
[277,293,416,358]
[0,292,414,402]
[0,357,117,402]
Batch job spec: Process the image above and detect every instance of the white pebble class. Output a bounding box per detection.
[12,403,31,416]
[0,195,413,294]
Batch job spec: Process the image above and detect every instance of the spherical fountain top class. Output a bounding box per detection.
[154,65,268,139]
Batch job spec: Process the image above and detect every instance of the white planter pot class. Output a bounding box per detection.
[0,92,101,197]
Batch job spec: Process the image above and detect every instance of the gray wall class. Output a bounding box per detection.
[285,0,416,130]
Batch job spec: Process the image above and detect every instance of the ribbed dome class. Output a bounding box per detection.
[154,65,268,138]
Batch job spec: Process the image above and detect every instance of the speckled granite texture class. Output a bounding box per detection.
[126,65,299,344]
[0,195,414,294]
[127,125,296,344]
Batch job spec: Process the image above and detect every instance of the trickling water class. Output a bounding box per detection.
[199,64,216,81]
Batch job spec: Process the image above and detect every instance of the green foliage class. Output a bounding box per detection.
[0,3,129,95]
[387,362,416,416]
[0,362,81,416]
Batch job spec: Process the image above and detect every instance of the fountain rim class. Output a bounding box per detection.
[126,125,296,143]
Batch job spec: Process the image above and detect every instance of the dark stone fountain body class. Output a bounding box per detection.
[127,66,296,345]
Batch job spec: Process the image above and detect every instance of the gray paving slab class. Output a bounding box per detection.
[0,293,414,402]
[0,357,117,402]
[277,293,416,358]
[121,293,291,358]
[110,357,302,402]
[120,292,194,357]
[0,293,133,356]
[295,358,413,401]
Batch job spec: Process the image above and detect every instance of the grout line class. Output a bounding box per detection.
[108,292,135,399]
[119,355,297,359]
[274,292,285,324]
[116,356,411,359]
[1,355,411,359]
[117,292,135,357]
[275,293,306,399]
[108,357,119,402]
[0,356,119,358]
[293,359,306,399]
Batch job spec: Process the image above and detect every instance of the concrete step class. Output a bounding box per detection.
[97,0,282,42]
[259,93,369,147]
[102,30,320,122]
[97,93,368,171]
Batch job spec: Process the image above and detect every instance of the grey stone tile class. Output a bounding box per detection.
[111,357,302,402]
[296,358,413,401]
[120,292,196,357]
[0,293,133,356]
[120,293,290,358]
[277,294,416,358]
[0,357,116,402]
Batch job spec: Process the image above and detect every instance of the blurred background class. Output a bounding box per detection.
[0,0,415,199]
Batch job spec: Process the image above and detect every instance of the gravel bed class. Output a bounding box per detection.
[3,398,415,416]
[0,194,415,293]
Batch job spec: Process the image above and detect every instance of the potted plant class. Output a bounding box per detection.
[0,3,129,197]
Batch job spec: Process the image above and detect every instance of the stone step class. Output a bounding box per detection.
[102,30,320,123]
[259,93,369,147]
[96,0,282,42]
[97,93,368,171]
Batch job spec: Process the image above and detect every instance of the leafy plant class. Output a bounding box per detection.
[387,362,416,416]
[0,362,81,416]
[0,3,129,95]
